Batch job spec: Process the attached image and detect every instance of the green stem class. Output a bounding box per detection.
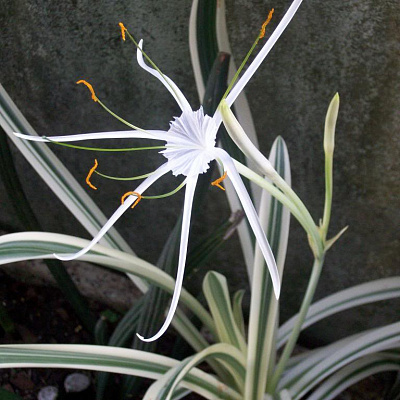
[267,255,325,393]
[233,160,317,247]
[270,172,324,258]
[321,155,333,241]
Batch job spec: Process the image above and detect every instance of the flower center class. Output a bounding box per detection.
[161,107,217,177]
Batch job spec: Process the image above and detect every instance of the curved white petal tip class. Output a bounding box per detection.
[53,252,78,261]
[136,333,154,343]
[274,281,281,299]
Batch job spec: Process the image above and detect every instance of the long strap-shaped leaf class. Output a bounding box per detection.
[144,343,246,400]
[232,290,246,338]
[277,277,400,349]
[245,137,291,400]
[307,351,400,400]
[203,271,247,354]
[0,232,215,336]
[0,85,148,292]
[283,322,400,399]
[0,344,241,400]
[282,331,372,384]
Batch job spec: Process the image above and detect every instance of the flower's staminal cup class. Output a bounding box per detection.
[14,0,304,342]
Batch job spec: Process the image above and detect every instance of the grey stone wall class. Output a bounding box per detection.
[1,0,399,343]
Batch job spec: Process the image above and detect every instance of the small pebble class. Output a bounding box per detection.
[64,373,90,393]
[37,386,58,400]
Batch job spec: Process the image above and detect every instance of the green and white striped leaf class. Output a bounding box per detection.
[282,332,370,386]
[307,351,400,400]
[232,290,246,338]
[282,322,400,399]
[281,329,397,389]
[144,343,246,400]
[262,137,291,277]
[277,277,400,349]
[146,367,194,400]
[0,232,215,341]
[0,344,241,400]
[0,84,148,292]
[245,136,291,400]
[203,271,247,354]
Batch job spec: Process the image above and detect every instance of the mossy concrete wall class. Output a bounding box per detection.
[1,0,399,343]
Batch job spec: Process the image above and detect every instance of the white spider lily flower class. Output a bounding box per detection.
[14,0,303,342]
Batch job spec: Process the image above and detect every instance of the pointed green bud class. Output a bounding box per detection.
[324,93,340,155]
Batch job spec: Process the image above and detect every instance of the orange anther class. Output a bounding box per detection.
[76,80,98,102]
[119,22,127,41]
[259,8,274,39]
[86,159,98,190]
[121,191,142,209]
[211,171,228,191]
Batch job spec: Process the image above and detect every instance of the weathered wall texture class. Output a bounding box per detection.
[1,0,399,343]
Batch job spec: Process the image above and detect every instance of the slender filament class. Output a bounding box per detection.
[94,170,154,181]
[222,9,274,101]
[43,138,165,152]
[120,180,186,209]
[142,179,186,199]
[76,79,156,135]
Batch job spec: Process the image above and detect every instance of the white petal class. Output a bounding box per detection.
[13,130,168,142]
[213,148,281,298]
[225,0,304,107]
[137,173,199,342]
[54,162,172,261]
[137,40,192,113]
